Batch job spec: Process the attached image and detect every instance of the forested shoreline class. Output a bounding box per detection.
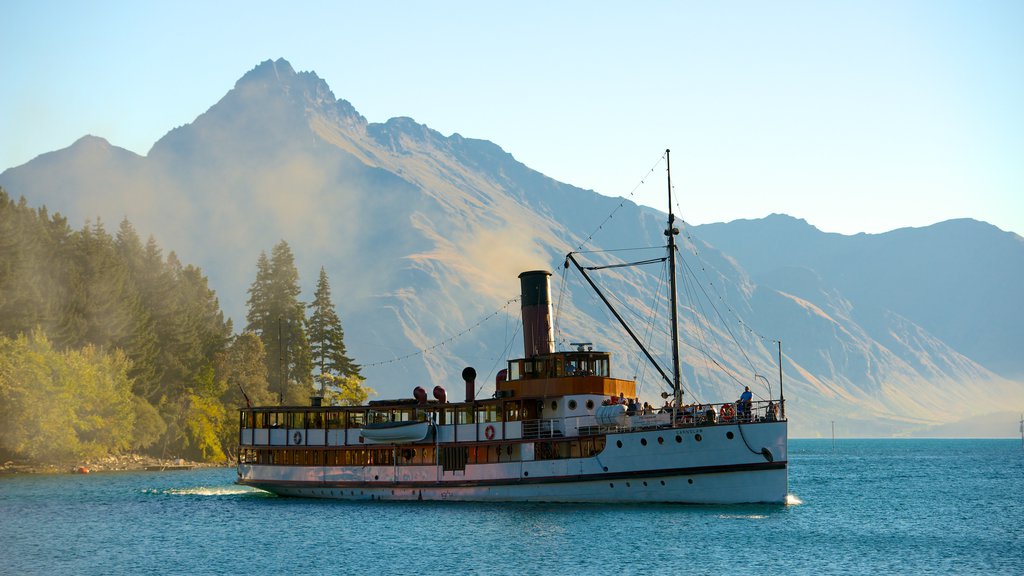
[0,188,367,467]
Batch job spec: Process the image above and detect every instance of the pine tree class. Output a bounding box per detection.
[245,240,312,404]
[307,267,361,394]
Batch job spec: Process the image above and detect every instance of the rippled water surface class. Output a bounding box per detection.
[1,439,1021,575]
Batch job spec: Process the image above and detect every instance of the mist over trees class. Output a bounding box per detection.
[0,188,367,465]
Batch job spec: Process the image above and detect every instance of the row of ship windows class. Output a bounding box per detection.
[240,404,520,429]
[238,437,607,467]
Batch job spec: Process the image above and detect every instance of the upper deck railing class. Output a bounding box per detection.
[238,400,784,448]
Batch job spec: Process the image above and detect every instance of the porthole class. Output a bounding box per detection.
[695,434,702,442]
[586,400,595,410]
[374,475,379,480]
[640,438,648,446]
[609,483,614,488]
[626,482,631,488]
[551,401,558,411]
[616,440,623,448]
[726,431,734,440]
[660,480,665,486]
[524,471,529,477]
[688,479,693,484]
[675,435,682,443]
[568,400,578,410]
[657,436,664,445]
[603,466,609,472]
[643,481,648,487]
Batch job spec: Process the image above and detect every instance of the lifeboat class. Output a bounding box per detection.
[359,421,432,444]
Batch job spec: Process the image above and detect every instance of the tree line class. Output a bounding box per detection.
[0,188,368,465]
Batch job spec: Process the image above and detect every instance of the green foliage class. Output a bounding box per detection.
[321,373,376,407]
[184,392,227,462]
[307,267,361,387]
[0,188,373,464]
[0,331,134,464]
[130,396,166,451]
[220,332,274,408]
[245,240,313,405]
[0,188,231,463]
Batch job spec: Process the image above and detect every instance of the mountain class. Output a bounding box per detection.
[2,58,1022,437]
[694,215,1024,379]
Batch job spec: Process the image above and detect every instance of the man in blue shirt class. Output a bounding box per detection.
[738,386,753,420]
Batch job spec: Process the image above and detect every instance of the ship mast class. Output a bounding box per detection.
[665,149,683,421]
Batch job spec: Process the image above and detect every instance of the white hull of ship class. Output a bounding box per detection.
[237,422,787,504]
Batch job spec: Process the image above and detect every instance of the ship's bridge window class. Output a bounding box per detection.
[523,360,537,378]
[508,362,521,381]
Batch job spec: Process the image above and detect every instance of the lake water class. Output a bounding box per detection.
[1,439,1021,575]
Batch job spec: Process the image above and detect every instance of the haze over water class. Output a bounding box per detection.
[1,439,1021,575]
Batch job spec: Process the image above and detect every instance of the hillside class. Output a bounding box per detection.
[2,58,1022,437]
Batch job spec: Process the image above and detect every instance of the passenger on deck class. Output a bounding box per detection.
[626,397,637,416]
[738,386,753,421]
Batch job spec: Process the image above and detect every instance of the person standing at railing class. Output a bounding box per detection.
[738,387,753,421]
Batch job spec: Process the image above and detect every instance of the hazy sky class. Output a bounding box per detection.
[5,1,1022,235]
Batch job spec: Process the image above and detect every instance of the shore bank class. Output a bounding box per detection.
[1,454,228,475]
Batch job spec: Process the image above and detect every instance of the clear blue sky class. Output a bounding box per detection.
[4,1,1022,235]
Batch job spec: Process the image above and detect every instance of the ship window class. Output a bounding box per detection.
[269,412,284,429]
[325,412,342,429]
[508,362,521,381]
[457,406,474,424]
[585,400,594,410]
[308,411,324,429]
[550,401,557,411]
[568,400,577,411]
[476,404,500,423]
[504,401,521,422]
[348,411,366,428]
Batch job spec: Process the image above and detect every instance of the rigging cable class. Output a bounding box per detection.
[362,297,521,368]
[574,152,667,252]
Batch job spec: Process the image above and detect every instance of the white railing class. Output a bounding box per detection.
[238,400,785,447]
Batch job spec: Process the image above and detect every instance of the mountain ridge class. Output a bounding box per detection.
[2,57,1021,437]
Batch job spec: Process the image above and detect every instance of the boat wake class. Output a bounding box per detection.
[144,485,264,497]
[716,513,769,520]
[785,493,803,506]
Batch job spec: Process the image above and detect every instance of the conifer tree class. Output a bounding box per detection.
[245,240,312,404]
[307,267,361,392]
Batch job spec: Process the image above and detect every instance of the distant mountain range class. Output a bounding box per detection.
[3,58,1021,437]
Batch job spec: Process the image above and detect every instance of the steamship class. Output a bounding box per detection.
[236,151,788,504]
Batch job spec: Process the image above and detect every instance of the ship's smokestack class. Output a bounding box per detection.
[463,367,476,403]
[519,270,554,357]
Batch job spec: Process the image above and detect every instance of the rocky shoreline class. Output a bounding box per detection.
[1,453,228,475]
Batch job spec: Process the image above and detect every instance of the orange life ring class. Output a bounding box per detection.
[719,403,735,421]
[484,425,496,440]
